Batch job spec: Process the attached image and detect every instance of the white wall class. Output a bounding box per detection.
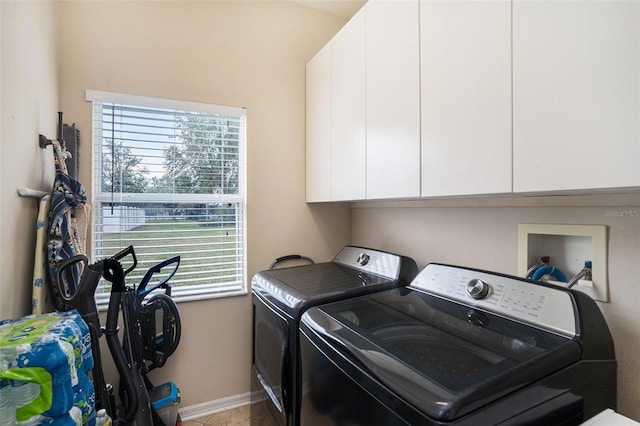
[10,1,635,421]
[352,193,640,420]
[0,1,58,320]
[55,0,351,407]
[0,0,351,409]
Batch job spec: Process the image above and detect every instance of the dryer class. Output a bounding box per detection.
[251,246,418,425]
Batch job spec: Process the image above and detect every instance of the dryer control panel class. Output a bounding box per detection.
[410,264,577,337]
[333,246,401,280]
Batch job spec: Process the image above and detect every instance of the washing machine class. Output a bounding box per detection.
[299,263,616,425]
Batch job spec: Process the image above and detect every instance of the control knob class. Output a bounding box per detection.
[356,253,370,266]
[466,279,490,300]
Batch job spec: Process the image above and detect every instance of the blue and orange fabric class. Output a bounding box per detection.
[46,140,87,311]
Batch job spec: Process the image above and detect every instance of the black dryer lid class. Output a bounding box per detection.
[252,262,396,317]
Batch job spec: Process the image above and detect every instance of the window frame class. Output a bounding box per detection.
[86,89,248,307]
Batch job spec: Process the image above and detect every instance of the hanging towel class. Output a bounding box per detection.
[69,204,89,262]
[46,140,87,311]
[32,195,54,315]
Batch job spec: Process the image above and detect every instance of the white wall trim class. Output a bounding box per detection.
[178,391,264,421]
[85,89,245,116]
[350,190,640,209]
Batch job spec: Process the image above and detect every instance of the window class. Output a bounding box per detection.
[87,90,246,305]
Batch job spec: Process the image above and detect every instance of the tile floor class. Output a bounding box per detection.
[182,402,277,426]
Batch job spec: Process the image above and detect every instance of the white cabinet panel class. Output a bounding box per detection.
[513,0,640,192]
[331,10,366,201]
[306,44,332,202]
[421,0,512,197]
[366,0,421,199]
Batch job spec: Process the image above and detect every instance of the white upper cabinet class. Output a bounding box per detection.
[366,0,421,199]
[306,44,332,202]
[331,9,366,201]
[306,45,331,202]
[513,0,640,192]
[420,0,512,196]
[307,0,639,202]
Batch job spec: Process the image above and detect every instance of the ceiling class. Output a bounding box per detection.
[291,0,367,19]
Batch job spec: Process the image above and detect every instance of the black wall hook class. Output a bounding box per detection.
[39,134,53,148]
[39,111,64,149]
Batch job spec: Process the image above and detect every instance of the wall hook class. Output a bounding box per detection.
[39,134,53,148]
[39,112,65,149]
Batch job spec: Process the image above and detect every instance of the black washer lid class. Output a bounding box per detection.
[302,287,583,421]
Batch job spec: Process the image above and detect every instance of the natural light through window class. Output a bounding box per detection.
[87,90,247,305]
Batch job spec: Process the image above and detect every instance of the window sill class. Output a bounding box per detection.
[96,288,248,312]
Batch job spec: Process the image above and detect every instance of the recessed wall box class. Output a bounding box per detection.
[518,224,608,302]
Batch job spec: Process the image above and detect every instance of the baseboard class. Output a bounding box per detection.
[178,391,265,421]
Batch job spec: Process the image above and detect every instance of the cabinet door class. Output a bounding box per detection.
[306,44,332,202]
[331,9,366,201]
[366,0,421,199]
[420,0,512,196]
[513,0,640,192]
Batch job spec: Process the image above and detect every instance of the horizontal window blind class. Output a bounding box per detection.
[89,91,246,304]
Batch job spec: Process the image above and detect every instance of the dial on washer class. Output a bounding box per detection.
[467,279,490,300]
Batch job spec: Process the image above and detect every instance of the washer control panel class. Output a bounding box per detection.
[410,264,576,337]
[333,246,400,280]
